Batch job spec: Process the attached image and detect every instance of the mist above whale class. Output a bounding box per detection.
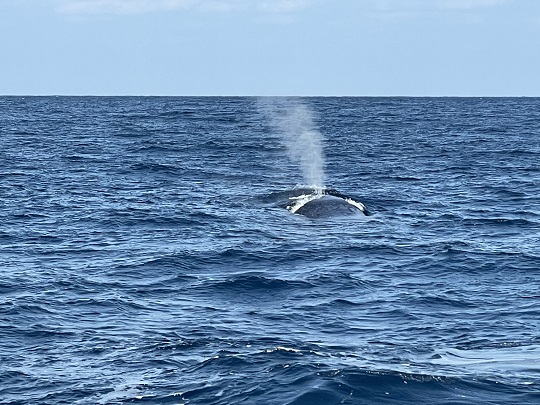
[259,99,368,219]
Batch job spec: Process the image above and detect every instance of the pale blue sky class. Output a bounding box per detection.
[1,0,539,96]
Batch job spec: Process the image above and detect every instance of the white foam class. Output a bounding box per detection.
[287,193,323,214]
[344,197,366,212]
[287,193,366,215]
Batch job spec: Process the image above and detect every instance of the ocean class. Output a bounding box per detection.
[1,96,539,404]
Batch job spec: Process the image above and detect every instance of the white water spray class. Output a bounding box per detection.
[259,99,326,192]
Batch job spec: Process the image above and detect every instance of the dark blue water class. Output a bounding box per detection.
[1,96,539,404]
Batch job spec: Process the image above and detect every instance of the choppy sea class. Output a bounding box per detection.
[1,96,540,404]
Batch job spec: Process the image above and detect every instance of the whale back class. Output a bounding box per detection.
[294,195,364,218]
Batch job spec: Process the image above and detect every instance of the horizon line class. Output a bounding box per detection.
[1,94,540,98]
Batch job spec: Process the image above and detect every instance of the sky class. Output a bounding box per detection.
[1,0,539,96]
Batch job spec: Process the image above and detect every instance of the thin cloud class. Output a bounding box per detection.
[367,0,507,12]
[55,0,317,14]
[440,0,507,10]
[55,0,250,14]
[259,0,312,14]
[198,0,237,13]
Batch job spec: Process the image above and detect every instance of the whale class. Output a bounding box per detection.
[288,189,367,219]
[292,194,365,218]
[261,188,368,219]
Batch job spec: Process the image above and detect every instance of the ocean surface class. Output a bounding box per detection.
[1,96,539,405]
